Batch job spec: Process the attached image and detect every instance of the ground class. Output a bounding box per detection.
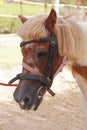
[0,66,85,130]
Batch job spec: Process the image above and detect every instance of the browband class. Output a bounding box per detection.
[20,34,56,47]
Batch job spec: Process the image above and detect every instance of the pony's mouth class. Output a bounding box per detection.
[18,86,45,111]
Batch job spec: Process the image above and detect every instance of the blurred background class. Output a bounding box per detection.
[0,0,87,70]
[0,0,87,34]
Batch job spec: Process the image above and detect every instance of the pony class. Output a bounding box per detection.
[9,8,87,128]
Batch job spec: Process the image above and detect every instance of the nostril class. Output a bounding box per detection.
[19,96,32,110]
[23,97,30,105]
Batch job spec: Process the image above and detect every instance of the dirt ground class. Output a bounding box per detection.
[0,66,85,130]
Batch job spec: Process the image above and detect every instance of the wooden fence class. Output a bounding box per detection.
[0,2,87,19]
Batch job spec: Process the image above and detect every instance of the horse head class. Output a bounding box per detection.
[12,9,63,110]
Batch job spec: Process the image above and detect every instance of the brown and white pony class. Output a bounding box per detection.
[11,9,87,129]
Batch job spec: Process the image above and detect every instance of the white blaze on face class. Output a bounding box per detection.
[24,43,41,73]
[25,43,35,49]
[23,41,49,75]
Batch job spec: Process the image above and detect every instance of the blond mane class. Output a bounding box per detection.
[17,13,84,63]
[55,18,84,62]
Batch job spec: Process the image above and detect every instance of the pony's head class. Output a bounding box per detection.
[13,9,62,110]
[13,8,83,110]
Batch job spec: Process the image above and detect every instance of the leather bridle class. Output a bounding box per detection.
[8,32,67,96]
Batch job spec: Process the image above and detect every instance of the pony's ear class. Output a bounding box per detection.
[18,15,28,23]
[45,9,57,32]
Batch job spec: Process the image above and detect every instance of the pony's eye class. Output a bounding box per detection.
[37,51,48,58]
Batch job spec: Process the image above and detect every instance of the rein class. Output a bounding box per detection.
[0,82,17,87]
[7,32,67,96]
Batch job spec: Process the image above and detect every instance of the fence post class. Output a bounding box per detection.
[20,0,23,15]
[54,0,59,15]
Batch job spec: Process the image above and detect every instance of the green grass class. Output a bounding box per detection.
[0,18,21,34]
[0,3,51,15]
[0,3,51,33]
[0,46,22,70]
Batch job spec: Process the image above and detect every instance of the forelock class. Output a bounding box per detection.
[17,14,50,41]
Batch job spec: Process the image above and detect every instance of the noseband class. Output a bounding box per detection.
[8,32,66,96]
